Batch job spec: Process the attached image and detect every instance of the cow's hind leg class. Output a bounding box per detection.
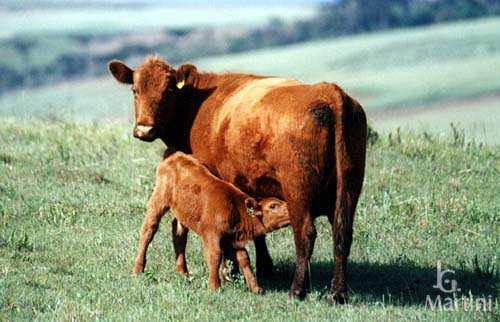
[326,160,364,304]
[171,218,189,276]
[326,170,364,305]
[326,101,366,304]
[282,183,316,299]
[289,209,316,299]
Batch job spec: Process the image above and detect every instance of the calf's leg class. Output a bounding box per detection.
[133,184,169,274]
[171,218,189,276]
[235,248,262,294]
[202,234,223,290]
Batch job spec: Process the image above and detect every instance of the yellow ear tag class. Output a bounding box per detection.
[176,80,185,89]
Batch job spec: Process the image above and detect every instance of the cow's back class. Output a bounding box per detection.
[188,75,348,199]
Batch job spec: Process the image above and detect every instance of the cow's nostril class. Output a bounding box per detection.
[134,125,157,141]
[136,125,153,134]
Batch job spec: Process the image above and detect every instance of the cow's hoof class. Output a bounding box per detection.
[288,288,306,300]
[325,290,348,305]
[175,267,189,277]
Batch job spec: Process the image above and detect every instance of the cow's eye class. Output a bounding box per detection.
[132,88,137,94]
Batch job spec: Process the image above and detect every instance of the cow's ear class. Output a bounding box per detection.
[244,197,262,217]
[175,64,197,89]
[108,60,133,84]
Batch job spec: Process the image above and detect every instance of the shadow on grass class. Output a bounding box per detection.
[261,260,498,306]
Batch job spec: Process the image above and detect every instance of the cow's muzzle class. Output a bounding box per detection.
[133,125,157,142]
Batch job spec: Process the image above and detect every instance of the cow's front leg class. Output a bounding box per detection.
[254,236,274,279]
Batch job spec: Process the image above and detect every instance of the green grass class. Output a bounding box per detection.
[1,119,498,320]
[371,94,500,146]
[0,78,132,123]
[0,4,314,39]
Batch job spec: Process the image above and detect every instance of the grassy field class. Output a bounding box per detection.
[1,17,499,144]
[370,94,500,146]
[0,4,314,38]
[0,119,498,320]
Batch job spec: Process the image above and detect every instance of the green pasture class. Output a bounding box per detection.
[0,119,498,320]
[371,94,500,147]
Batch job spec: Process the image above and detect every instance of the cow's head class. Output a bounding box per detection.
[108,56,193,142]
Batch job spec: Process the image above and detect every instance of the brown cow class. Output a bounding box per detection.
[108,56,367,303]
[133,152,289,293]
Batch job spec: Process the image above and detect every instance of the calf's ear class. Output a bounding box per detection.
[108,60,134,84]
[244,198,262,217]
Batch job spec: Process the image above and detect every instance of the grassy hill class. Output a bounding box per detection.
[1,17,499,144]
[197,18,500,108]
[0,119,498,320]
[195,17,500,144]
[0,4,314,38]
[0,3,315,93]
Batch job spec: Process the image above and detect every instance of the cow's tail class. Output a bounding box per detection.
[331,92,367,257]
[332,95,351,257]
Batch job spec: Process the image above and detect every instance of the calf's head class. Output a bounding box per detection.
[245,197,289,232]
[108,56,193,142]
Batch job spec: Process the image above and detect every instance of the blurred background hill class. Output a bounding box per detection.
[1,0,499,144]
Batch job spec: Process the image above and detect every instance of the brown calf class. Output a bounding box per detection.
[133,152,289,293]
[109,56,367,303]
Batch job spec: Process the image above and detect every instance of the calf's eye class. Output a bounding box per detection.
[269,203,279,210]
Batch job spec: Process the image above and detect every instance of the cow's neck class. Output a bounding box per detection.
[162,71,218,153]
[190,71,219,91]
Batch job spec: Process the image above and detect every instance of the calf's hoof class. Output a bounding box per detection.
[251,285,263,294]
[133,263,144,275]
[325,290,348,305]
[208,280,221,290]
